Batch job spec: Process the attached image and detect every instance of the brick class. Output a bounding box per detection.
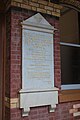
[40,4,44,9]
[56,9,60,13]
[29,2,39,7]
[13,0,22,2]
[45,6,53,11]
[48,2,54,7]
[69,108,78,114]
[52,11,60,17]
[30,110,37,115]
[11,1,21,7]
[54,4,63,9]
[47,10,52,15]
[38,0,48,5]
[11,113,17,118]
[22,0,28,4]
[37,8,46,13]
[21,4,31,10]
[73,104,80,109]
[32,6,37,11]
[53,8,57,12]
[31,0,38,2]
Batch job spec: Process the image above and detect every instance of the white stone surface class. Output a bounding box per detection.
[19,13,58,116]
[22,29,54,90]
[19,88,58,116]
[73,112,80,117]
[21,13,56,31]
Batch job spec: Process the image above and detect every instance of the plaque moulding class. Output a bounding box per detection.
[19,13,59,116]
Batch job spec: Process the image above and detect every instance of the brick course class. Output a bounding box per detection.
[10,0,62,17]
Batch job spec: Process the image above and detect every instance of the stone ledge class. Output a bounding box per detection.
[19,88,58,116]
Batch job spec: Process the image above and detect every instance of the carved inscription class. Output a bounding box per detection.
[22,29,54,89]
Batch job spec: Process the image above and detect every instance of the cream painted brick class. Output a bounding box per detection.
[11,1,21,7]
[54,3,63,9]
[32,6,37,11]
[45,6,53,11]
[23,0,28,4]
[29,2,39,7]
[37,8,46,13]
[13,0,22,2]
[73,104,80,109]
[11,103,17,108]
[40,4,44,9]
[48,2,54,7]
[53,8,57,12]
[16,2,21,7]
[47,10,51,15]
[31,0,38,2]
[69,108,78,114]
[56,9,60,13]
[38,0,48,5]
[73,112,80,117]
[21,4,31,10]
[52,11,60,17]
[10,98,19,103]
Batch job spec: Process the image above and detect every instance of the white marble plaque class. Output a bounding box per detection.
[22,29,54,90]
[20,13,58,116]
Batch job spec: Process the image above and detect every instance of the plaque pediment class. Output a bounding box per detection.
[21,13,54,30]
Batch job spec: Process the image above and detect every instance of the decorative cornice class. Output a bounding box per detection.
[60,0,80,11]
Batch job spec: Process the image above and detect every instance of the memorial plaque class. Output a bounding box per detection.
[22,29,54,90]
[20,13,58,116]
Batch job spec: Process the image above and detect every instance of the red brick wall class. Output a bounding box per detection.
[10,102,80,120]
[5,7,80,120]
[10,7,61,98]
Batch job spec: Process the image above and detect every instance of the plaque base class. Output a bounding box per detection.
[19,88,59,116]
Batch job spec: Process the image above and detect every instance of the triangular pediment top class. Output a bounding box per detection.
[21,13,55,30]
